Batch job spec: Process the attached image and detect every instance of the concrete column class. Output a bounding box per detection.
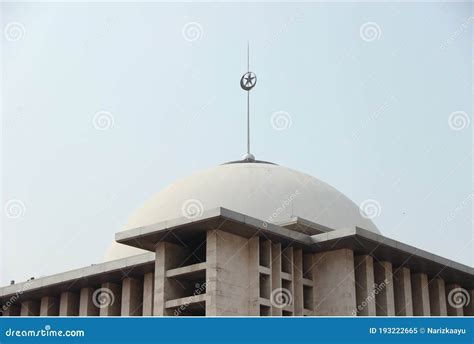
[393,267,413,316]
[99,282,121,316]
[248,236,260,316]
[2,304,21,316]
[121,277,143,316]
[59,291,79,316]
[153,241,190,316]
[20,300,40,316]
[374,261,395,316]
[463,289,474,316]
[411,273,430,316]
[293,248,304,316]
[271,242,282,316]
[312,249,356,316]
[354,255,376,316]
[79,287,99,316]
[429,278,447,316]
[446,284,464,316]
[206,229,254,316]
[40,296,59,316]
[142,272,154,316]
[282,246,294,315]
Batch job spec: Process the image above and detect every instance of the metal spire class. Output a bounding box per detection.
[240,41,257,161]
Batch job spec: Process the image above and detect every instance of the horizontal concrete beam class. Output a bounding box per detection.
[164,294,206,309]
[165,262,207,278]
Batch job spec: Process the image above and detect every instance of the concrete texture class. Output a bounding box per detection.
[312,249,356,316]
[374,261,395,316]
[446,284,464,316]
[21,300,40,316]
[142,272,154,316]
[79,287,99,316]
[429,278,447,316]
[153,241,191,316]
[271,242,282,316]
[248,236,260,316]
[411,273,431,316]
[393,267,413,316]
[40,296,59,316]
[463,289,473,316]
[121,278,143,316]
[354,255,376,316]
[206,229,254,316]
[3,304,21,316]
[293,248,304,316]
[99,282,121,316]
[59,291,79,316]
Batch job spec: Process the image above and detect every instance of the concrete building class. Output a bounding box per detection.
[1,161,473,316]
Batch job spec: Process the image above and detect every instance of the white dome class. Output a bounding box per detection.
[105,162,379,260]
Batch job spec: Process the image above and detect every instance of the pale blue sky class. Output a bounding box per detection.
[1,1,472,284]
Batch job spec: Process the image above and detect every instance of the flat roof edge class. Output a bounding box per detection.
[0,252,155,299]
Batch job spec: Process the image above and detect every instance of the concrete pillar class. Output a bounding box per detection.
[248,236,260,316]
[20,300,40,316]
[374,261,395,316]
[354,255,376,316]
[142,272,154,316]
[463,289,474,316]
[153,241,190,316]
[312,249,356,316]
[293,248,304,316]
[59,291,79,316]
[446,284,465,316]
[99,282,121,316]
[271,242,282,316]
[282,246,294,315]
[79,287,99,316]
[429,278,447,316]
[2,304,21,316]
[393,267,413,316]
[206,229,254,316]
[121,277,143,316]
[40,296,59,316]
[411,273,430,316]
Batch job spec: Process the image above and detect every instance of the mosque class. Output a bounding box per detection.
[0,63,472,318]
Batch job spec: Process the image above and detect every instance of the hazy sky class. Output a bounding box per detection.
[1,1,472,285]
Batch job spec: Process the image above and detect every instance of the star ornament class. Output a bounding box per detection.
[240,71,257,91]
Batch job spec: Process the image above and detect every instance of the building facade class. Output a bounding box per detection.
[1,162,473,316]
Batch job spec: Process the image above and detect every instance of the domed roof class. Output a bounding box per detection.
[104,162,379,261]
